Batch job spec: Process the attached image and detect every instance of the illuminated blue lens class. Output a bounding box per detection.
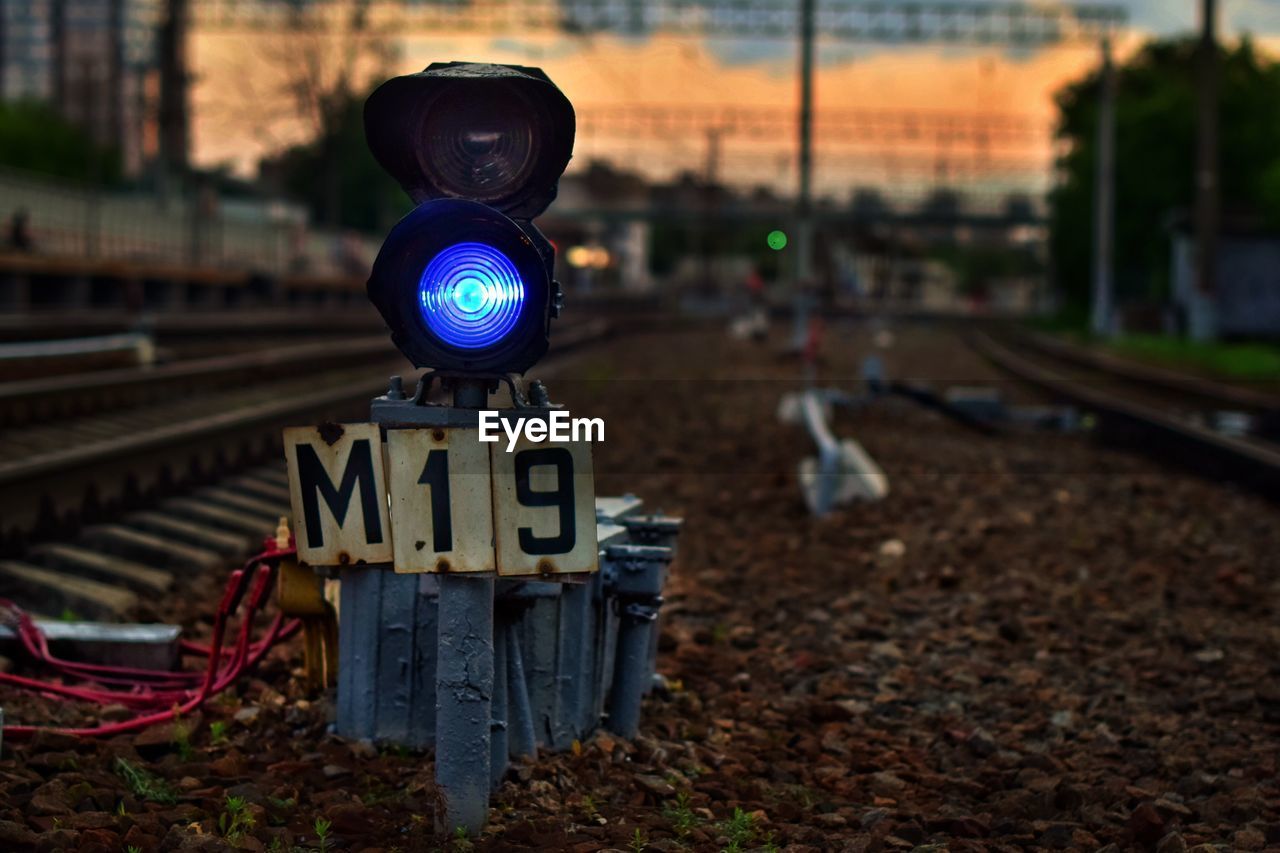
[418,241,526,350]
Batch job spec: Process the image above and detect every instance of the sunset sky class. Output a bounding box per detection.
[190,1,1280,200]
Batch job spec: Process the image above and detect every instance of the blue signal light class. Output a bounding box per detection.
[418,241,526,350]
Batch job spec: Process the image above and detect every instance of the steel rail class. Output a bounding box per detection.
[1000,328,1280,415]
[0,321,612,548]
[0,336,396,428]
[969,331,1280,500]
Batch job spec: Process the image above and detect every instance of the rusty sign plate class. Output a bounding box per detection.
[490,437,598,577]
[386,427,495,574]
[284,423,392,568]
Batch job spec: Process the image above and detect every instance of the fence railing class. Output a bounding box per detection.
[0,167,378,279]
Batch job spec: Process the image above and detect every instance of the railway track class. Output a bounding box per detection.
[970,329,1280,500]
[0,335,401,429]
[999,328,1280,428]
[0,320,612,617]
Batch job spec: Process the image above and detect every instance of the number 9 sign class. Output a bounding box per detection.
[490,437,598,576]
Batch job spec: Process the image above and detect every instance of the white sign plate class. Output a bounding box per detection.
[387,427,495,574]
[284,423,392,567]
[490,437,598,577]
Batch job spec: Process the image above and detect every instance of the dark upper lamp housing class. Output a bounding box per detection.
[364,63,576,375]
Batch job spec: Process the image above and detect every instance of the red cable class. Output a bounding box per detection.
[0,545,305,738]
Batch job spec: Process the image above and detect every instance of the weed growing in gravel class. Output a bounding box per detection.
[264,795,296,827]
[627,827,649,852]
[450,824,474,851]
[126,846,142,853]
[209,720,229,746]
[219,795,256,843]
[381,743,413,759]
[113,757,177,805]
[662,791,701,838]
[171,718,194,761]
[718,807,758,852]
[314,816,333,852]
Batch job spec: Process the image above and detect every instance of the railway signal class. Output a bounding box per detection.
[280,63,676,839]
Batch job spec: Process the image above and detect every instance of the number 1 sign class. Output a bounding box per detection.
[387,428,496,574]
[284,424,598,577]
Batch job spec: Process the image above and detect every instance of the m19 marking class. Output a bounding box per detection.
[285,424,599,576]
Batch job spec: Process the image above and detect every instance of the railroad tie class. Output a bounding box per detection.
[160,497,276,539]
[196,486,290,519]
[29,543,173,594]
[127,512,251,557]
[0,561,138,620]
[79,524,224,573]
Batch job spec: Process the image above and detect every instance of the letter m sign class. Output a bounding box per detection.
[284,423,392,567]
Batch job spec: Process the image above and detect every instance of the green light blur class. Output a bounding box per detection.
[767,230,787,251]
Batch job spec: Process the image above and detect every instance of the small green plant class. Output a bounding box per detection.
[450,824,474,851]
[113,757,177,805]
[219,795,256,843]
[265,839,283,853]
[209,720,229,746]
[663,791,701,839]
[58,607,80,622]
[628,827,648,852]
[718,807,758,853]
[126,846,143,853]
[266,795,296,826]
[580,793,601,818]
[116,800,128,817]
[381,743,412,759]
[314,816,333,853]
[170,718,194,761]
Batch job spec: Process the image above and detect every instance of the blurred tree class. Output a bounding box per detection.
[260,91,410,233]
[0,101,121,185]
[212,0,399,228]
[1051,36,1280,313]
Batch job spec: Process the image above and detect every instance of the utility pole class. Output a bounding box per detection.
[1194,0,1220,339]
[158,0,191,196]
[1090,36,1116,337]
[701,126,723,292]
[795,0,815,289]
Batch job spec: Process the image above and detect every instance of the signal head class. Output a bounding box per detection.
[364,62,576,220]
[367,198,552,374]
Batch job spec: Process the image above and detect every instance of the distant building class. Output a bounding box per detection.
[1170,214,1280,340]
[0,0,166,177]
